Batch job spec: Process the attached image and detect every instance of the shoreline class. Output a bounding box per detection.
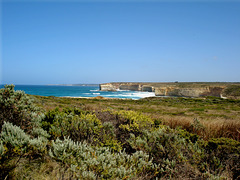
[61,96,137,100]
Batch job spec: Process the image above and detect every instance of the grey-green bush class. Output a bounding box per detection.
[49,136,159,179]
[0,84,40,132]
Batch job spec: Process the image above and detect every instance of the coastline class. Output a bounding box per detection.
[61,96,134,100]
[4,85,156,100]
[100,82,240,99]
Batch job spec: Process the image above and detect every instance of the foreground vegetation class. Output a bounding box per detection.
[34,93,240,141]
[0,85,239,179]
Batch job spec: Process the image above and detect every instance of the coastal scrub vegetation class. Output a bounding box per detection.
[0,85,240,179]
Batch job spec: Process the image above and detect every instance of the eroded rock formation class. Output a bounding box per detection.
[100,82,240,98]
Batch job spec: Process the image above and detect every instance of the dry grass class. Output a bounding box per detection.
[12,157,75,180]
[202,119,240,141]
[158,115,240,141]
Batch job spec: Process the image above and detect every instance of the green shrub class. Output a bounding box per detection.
[0,121,49,179]
[128,127,186,162]
[96,109,155,153]
[113,110,154,134]
[199,138,240,178]
[190,118,205,134]
[62,107,89,115]
[99,122,122,152]
[1,121,30,150]
[41,108,61,132]
[127,126,210,178]
[128,127,183,177]
[206,138,240,153]
[45,110,102,144]
[177,128,199,143]
[0,121,48,154]
[45,109,123,151]
[0,85,40,132]
[49,137,159,179]
[0,85,49,179]
[0,140,5,158]
[153,118,162,128]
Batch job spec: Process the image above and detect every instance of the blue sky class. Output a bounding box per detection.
[1,1,240,85]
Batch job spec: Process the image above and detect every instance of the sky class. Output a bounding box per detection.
[1,0,240,85]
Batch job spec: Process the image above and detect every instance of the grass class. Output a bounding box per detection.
[32,95,240,141]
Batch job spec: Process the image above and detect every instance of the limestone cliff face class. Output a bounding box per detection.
[100,83,154,92]
[142,86,154,92]
[100,82,234,98]
[119,84,141,91]
[154,86,225,97]
[99,83,119,91]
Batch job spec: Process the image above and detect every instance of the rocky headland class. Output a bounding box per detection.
[100,82,240,98]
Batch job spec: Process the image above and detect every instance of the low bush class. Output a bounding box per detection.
[0,121,48,179]
[128,126,204,178]
[98,122,123,152]
[0,85,40,132]
[200,138,240,179]
[112,110,154,135]
[177,128,199,143]
[45,110,102,144]
[49,137,159,179]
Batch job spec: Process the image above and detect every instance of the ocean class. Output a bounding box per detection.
[0,85,155,100]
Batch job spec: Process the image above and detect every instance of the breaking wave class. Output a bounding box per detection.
[9,85,156,100]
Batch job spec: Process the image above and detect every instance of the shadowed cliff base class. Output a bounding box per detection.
[100,82,240,99]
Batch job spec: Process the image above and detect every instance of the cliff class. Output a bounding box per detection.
[100,82,240,98]
[100,83,154,92]
[154,86,225,97]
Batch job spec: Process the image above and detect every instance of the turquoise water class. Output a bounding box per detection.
[0,85,155,100]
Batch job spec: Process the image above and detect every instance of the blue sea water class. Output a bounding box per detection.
[0,85,155,100]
